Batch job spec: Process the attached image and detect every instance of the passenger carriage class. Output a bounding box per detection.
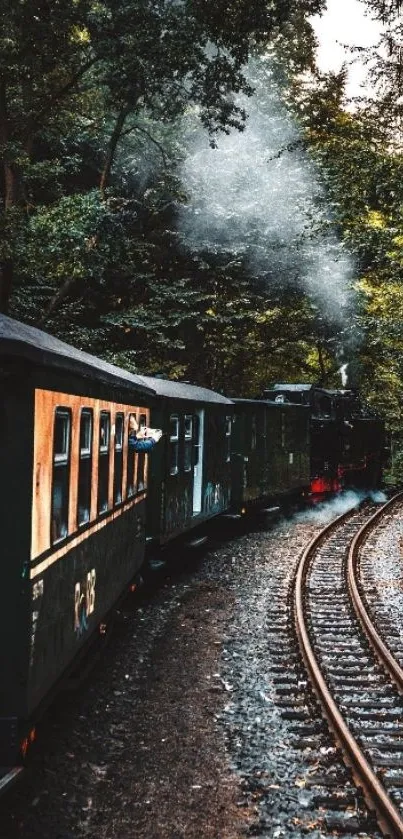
[140,377,234,550]
[230,398,311,511]
[0,315,154,784]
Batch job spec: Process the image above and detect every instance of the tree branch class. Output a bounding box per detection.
[100,106,132,198]
[37,275,78,326]
[26,55,99,137]
[121,124,169,167]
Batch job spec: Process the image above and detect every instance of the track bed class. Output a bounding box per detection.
[2,496,399,838]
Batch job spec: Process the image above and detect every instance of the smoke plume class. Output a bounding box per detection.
[178,57,355,326]
[295,489,387,526]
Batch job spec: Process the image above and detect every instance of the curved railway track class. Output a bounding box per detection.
[295,493,403,838]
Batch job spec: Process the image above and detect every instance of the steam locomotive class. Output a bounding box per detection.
[263,383,384,495]
[0,314,384,792]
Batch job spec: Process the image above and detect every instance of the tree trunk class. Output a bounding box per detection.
[0,156,20,311]
[37,275,78,326]
[0,78,19,314]
[100,106,131,198]
[0,261,13,315]
[317,342,326,385]
[0,158,16,314]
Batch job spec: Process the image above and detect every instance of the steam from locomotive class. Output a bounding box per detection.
[178,58,355,325]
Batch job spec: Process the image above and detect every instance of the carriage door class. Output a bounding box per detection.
[192,409,204,514]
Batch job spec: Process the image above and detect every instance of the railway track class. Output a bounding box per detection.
[295,493,403,838]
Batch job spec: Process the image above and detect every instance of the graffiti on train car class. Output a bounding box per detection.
[203,481,228,514]
[30,578,44,667]
[74,569,96,639]
[165,487,192,533]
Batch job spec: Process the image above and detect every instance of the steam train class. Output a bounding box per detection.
[263,383,384,495]
[0,314,384,792]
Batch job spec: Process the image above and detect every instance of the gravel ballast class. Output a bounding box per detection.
[0,500,389,838]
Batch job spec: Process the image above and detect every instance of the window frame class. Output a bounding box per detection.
[126,412,137,498]
[53,409,71,464]
[114,412,124,451]
[99,411,110,453]
[193,413,200,467]
[97,410,111,515]
[77,408,93,528]
[51,407,72,545]
[251,414,257,451]
[225,415,232,463]
[136,412,148,493]
[184,414,193,473]
[281,412,286,449]
[169,414,180,476]
[113,411,125,507]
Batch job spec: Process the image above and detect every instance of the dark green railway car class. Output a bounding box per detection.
[140,377,234,549]
[0,315,154,789]
[231,399,311,510]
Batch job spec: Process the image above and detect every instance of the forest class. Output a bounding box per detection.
[1,0,402,474]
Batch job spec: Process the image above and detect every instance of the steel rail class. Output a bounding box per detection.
[294,500,403,838]
[0,767,24,794]
[348,491,403,692]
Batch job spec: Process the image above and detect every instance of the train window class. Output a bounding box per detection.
[98,411,110,514]
[316,393,332,418]
[127,413,136,498]
[184,415,193,472]
[51,409,71,544]
[137,413,147,492]
[99,412,110,451]
[225,416,232,462]
[281,413,286,449]
[169,415,179,475]
[193,414,200,466]
[114,413,124,505]
[251,415,257,451]
[54,410,70,462]
[77,409,93,526]
[115,413,124,449]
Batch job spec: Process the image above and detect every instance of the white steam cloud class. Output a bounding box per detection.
[339,362,349,387]
[178,58,355,324]
[295,489,387,526]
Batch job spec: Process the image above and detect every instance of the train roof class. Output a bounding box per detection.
[138,375,233,405]
[269,383,355,397]
[0,315,155,395]
[233,397,309,408]
[270,383,314,391]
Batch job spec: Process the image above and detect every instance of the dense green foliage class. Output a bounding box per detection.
[0,0,324,309]
[292,1,403,477]
[1,0,402,475]
[1,0,327,351]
